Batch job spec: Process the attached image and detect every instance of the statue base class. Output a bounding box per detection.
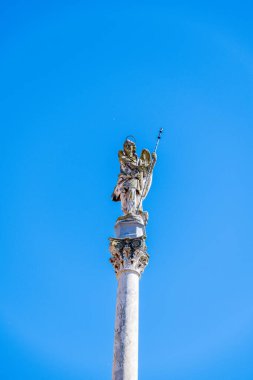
[114,214,145,239]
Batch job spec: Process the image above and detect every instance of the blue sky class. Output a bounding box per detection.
[0,1,253,379]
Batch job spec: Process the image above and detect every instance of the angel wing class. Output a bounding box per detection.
[139,149,153,200]
[139,149,151,167]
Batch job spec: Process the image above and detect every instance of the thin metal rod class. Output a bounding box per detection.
[154,128,163,154]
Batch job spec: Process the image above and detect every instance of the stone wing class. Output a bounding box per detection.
[140,149,151,166]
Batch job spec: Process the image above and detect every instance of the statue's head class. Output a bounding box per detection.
[123,139,136,157]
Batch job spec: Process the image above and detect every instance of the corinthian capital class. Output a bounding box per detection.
[109,236,149,278]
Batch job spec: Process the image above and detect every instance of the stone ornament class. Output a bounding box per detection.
[109,237,149,278]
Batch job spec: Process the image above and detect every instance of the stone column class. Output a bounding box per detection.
[109,236,149,380]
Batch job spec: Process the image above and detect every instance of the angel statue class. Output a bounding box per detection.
[112,138,157,223]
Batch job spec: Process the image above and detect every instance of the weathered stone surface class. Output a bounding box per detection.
[109,236,148,380]
[112,271,139,380]
[109,236,149,279]
[114,215,145,239]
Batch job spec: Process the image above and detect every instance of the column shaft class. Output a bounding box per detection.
[112,271,139,380]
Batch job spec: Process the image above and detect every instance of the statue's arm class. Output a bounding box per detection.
[151,152,157,164]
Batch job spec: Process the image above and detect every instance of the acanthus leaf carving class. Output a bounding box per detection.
[109,236,149,278]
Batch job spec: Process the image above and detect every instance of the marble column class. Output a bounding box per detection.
[109,236,149,380]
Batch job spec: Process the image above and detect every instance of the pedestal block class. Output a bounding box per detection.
[114,215,145,239]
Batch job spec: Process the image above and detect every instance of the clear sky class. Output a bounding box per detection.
[0,1,253,379]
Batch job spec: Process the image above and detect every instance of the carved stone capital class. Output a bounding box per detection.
[109,236,149,278]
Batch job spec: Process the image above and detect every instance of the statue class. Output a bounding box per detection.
[112,138,157,224]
